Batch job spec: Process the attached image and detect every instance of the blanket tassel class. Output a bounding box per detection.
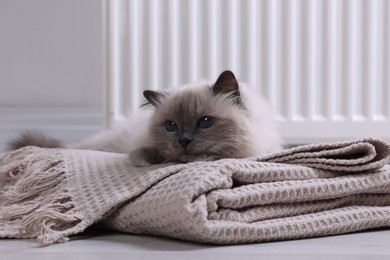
[0,147,81,244]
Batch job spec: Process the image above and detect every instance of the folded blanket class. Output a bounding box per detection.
[0,138,389,244]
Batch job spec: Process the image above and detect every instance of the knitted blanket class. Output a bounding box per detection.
[1,138,389,245]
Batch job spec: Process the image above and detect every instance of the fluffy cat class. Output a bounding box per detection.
[8,70,282,166]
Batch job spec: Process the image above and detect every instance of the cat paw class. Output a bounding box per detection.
[180,154,221,163]
[199,154,222,162]
[129,150,151,167]
[129,147,165,167]
[130,157,152,167]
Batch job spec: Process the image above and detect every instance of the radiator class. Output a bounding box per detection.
[104,0,390,144]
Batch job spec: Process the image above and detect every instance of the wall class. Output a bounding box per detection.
[106,0,390,144]
[0,0,104,151]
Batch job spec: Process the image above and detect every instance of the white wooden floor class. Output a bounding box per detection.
[2,230,390,260]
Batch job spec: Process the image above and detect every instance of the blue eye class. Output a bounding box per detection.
[197,116,214,128]
[165,121,178,132]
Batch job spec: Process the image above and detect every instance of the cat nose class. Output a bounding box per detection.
[178,136,193,149]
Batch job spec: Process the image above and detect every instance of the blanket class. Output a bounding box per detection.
[0,138,389,244]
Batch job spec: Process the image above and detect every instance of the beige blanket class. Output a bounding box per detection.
[1,138,389,244]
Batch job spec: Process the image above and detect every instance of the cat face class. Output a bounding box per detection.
[144,71,253,163]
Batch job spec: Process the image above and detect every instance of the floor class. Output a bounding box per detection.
[2,229,390,260]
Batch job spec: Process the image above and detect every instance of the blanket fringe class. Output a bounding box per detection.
[0,147,81,243]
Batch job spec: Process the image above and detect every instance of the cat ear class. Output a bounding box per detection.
[143,90,166,107]
[213,70,240,103]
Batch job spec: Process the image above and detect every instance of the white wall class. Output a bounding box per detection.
[107,0,390,144]
[0,0,104,151]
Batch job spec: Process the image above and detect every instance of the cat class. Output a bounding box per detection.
[8,70,282,166]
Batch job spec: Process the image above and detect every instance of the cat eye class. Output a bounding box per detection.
[197,116,214,128]
[165,121,178,132]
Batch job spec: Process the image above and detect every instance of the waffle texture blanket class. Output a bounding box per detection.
[1,138,390,244]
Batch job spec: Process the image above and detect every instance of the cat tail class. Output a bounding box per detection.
[7,130,64,151]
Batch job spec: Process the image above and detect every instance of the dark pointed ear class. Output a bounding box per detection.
[143,90,166,107]
[212,70,240,103]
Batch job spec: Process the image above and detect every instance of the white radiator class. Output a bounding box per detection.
[104,0,390,144]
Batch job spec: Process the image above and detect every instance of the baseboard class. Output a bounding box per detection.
[0,107,103,152]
